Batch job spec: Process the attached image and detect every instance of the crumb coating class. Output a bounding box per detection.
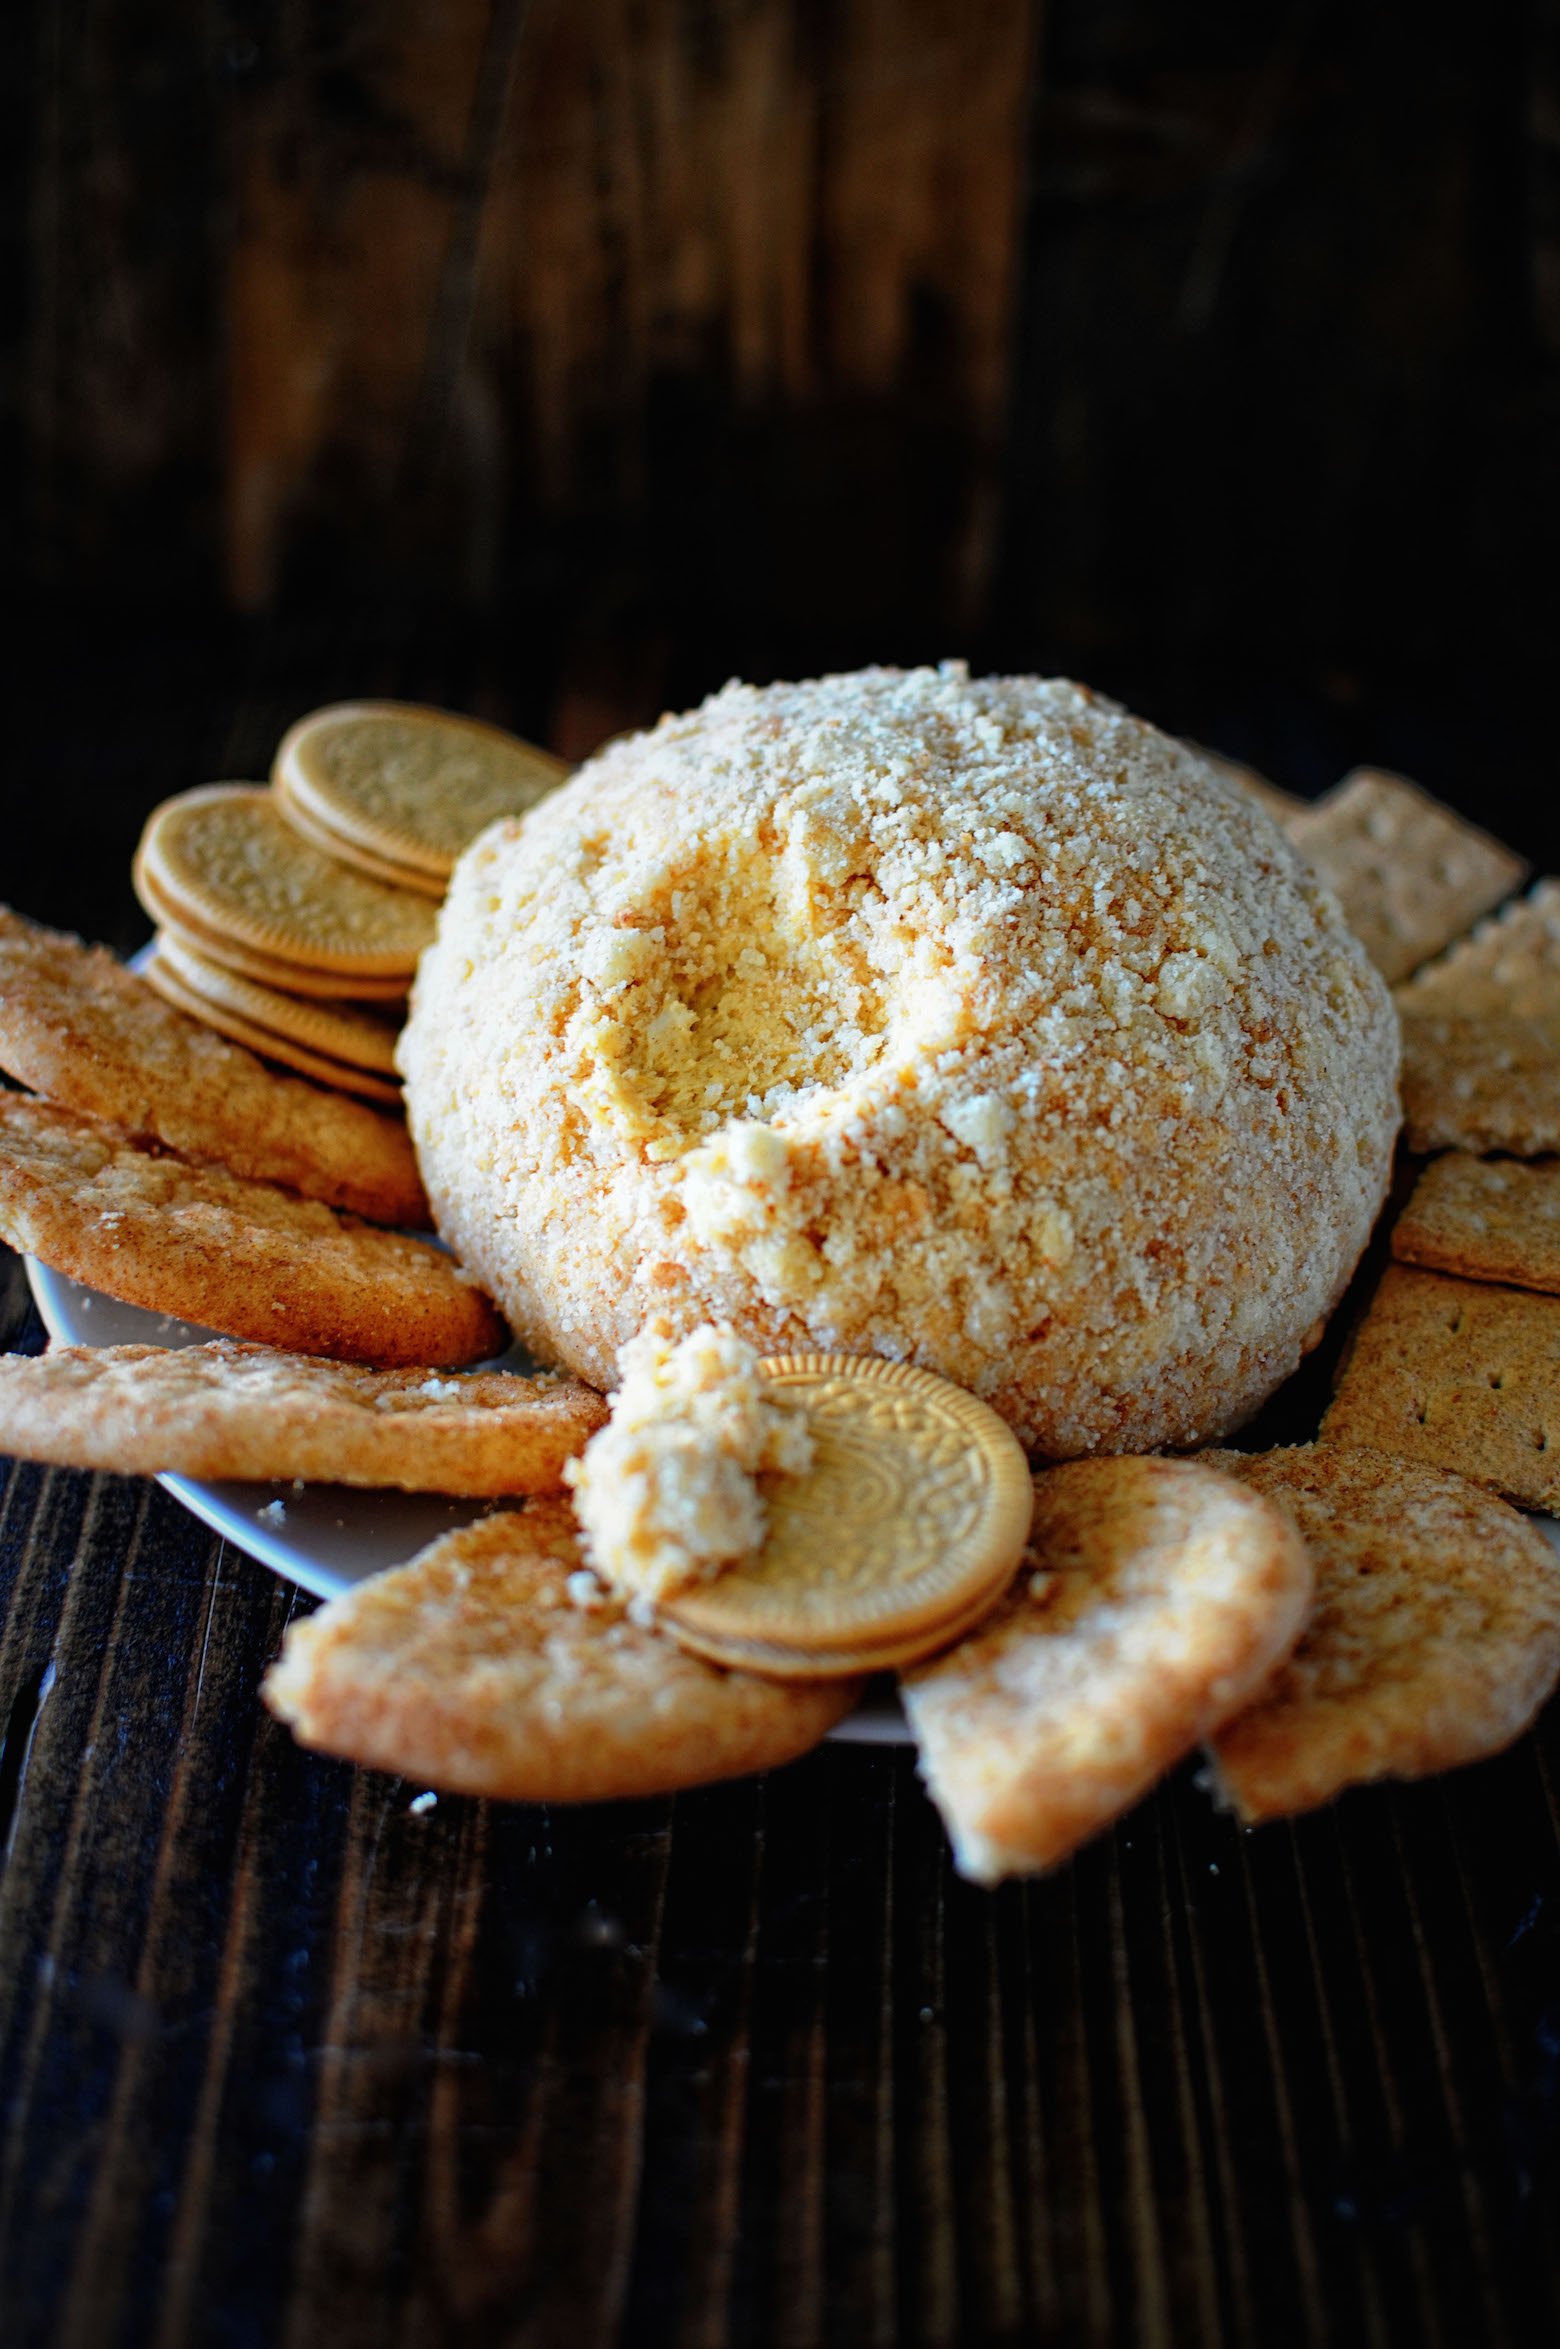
[401,665,1400,1454]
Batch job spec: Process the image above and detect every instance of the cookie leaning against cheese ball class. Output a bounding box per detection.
[1201,1445,1560,1820]
[0,904,425,1225]
[899,1456,1312,1885]
[0,1095,503,1366]
[403,665,1399,1457]
[262,1501,861,1800]
[0,1343,605,1493]
[274,701,570,883]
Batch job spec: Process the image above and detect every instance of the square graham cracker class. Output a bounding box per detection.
[1399,1010,1560,1157]
[1321,1263,1560,1509]
[1395,878,1560,1020]
[1287,769,1527,985]
[1393,1153,1560,1295]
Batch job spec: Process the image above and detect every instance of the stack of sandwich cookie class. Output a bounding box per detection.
[130,707,572,1106]
[134,785,435,994]
[274,702,571,896]
[133,782,435,1099]
[146,929,403,1104]
[658,1357,1035,1678]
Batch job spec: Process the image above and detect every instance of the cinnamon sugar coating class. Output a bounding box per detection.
[402,666,1399,1454]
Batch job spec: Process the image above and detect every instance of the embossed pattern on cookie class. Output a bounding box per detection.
[660,1355,1033,1660]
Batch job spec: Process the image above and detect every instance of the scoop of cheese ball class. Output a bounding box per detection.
[401,665,1399,1456]
[566,1321,813,1607]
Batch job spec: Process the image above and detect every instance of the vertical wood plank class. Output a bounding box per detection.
[223,0,1040,639]
[26,0,222,590]
[226,0,495,606]
[53,1550,296,2349]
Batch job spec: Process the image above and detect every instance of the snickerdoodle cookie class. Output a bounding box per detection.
[262,1501,859,1800]
[0,905,425,1224]
[901,1456,1311,1882]
[0,1095,503,1365]
[0,1343,604,1493]
[402,666,1399,1455]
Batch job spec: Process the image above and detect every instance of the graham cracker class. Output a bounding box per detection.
[261,1500,859,1799]
[1286,768,1526,985]
[0,1342,605,1493]
[899,1456,1311,1883]
[1320,1262,1560,1508]
[0,904,426,1225]
[0,1094,504,1366]
[1202,1444,1560,1821]
[1395,877,1560,1020]
[1392,1153,1560,1294]
[1399,1010,1560,1157]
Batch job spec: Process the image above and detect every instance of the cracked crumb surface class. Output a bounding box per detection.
[403,663,1399,1454]
[565,1321,812,1604]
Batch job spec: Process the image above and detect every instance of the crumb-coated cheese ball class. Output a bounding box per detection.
[401,665,1399,1456]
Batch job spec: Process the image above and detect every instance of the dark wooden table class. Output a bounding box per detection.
[5,627,1560,2349]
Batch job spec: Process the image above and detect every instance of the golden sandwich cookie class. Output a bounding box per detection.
[272,778,447,898]
[131,855,409,1000]
[134,784,436,983]
[274,701,570,884]
[148,930,401,1075]
[143,941,403,1106]
[658,1356,1033,1679]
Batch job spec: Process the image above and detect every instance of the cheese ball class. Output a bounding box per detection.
[401,666,1399,1455]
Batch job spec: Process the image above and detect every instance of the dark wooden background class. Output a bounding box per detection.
[4,4,1560,2342]
[3,0,1560,944]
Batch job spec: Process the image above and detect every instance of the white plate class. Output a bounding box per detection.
[24,1257,910,1746]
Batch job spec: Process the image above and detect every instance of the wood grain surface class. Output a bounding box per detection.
[6,1221,1560,2344]
[5,6,1560,2337]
